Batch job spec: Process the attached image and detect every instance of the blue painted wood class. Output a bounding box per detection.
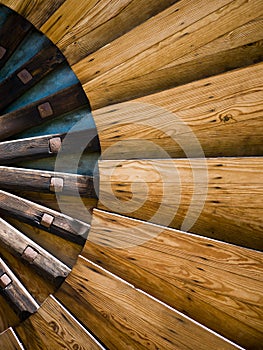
[0,5,12,27]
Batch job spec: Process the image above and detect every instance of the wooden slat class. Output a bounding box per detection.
[0,10,32,69]
[0,167,96,197]
[41,0,177,65]
[0,218,70,283]
[77,0,263,109]
[16,295,104,350]
[0,1,66,28]
[0,44,65,112]
[0,190,90,244]
[98,157,263,250]
[0,128,99,164]
[56,257,240,350]
[93,63,263,158]
[0,295,19,333]
[0,258,39,319]
[0,83,89,140]
[0,328,24,350]
[85,209,263,349]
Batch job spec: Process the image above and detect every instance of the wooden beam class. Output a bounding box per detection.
[0,258,39,319]
[0,10,32,69]
[85,209,263,350]
[0,218,70,284]
[98,157,263,250]
[0,167,97,198]
[0,128,100,163]
[0,44,65,112]
[16,296,104,350]
[0,328,24,350]
[0,190,90,244]
[0,84,89,141]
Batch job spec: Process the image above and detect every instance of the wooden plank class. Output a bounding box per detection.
[0,328,24,350]
[56,257,240,350]
[77,0,263,109]
[85,209,263,349]
[0,1,66,28]
[0,44,65,112]
[0,190,90,244]
[98,157,263,250]
[0,296,20,333]
[0,167,96,197]
[0,84,89,140]
[0,217,70,283]
[16,295,104,350]
[93,63,263,158]
[0,10,32,69]
[0,129,99,164]
[0,258,39,319]
[41,0,177,65]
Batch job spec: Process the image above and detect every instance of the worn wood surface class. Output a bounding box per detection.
[0,217,70,283]
[85,209,263,349]
[94,63,263,159]
[0,44,65,112]
[0,10,32,69]
[0,84,88,141]
[16,295,104,350]
[0,328,24,350]
[98,157,263,250]
[56,257,239,350]
[0,296,19,333]
[0,167,96,197]
[0,190,90,244]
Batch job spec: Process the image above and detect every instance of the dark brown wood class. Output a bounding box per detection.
[0,167,97,198]
[0,258,39,319]
[0,84,89,140]
[0,11,32,69]
[0,218,70,284]
[0,44,65,112]
[0,129,100,163]
[0,190,90,244]
[0,327,24,350]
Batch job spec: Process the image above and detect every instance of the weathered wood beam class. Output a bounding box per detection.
[0,258,39,319]
[0,218,70,284]
[0,167,97,198]
[0,83,89,140]
[0,44,65,112]
[0,190,90,244]
[0,128,100,164]
[0,10,32,69]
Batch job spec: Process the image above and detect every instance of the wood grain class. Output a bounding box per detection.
[98,157,263,250]
[0,328,24,350]
[0,297,19,333]
[16,295,104,350]
[56,257,239,350]
[84,209,263,349]
[93,63,263,159]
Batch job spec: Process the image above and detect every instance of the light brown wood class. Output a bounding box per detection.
[16,295,104,350]
[0,328,24,350]
[93,63,263,159]
[56,257,239,350]
[98,157,263,250]
[84,209,263,349]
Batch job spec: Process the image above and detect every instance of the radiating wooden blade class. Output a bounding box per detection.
[0,258,39,319]
[0,44,65,112]
[0,167,96,198]
[56,257,240,350]
[0,218,70,284]
[0,10,32,69]
[98,157,263,250]
[86,209,263,350]
[94,63,263,159]
[0,190,90,244]
[0,83,89,140]
[0,128,100,163]
[16,296,105,350]
[0,328,24,350]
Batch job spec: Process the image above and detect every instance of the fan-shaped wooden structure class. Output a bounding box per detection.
[0,1,262,349]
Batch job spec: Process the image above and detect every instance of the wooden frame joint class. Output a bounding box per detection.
[38,102,53,119]
[0,273,12,289]
[22,246,39,263]
[41,213,54,228]
[0,46,7,59]
[17,68,33,84]
[49,137,62,153]
[50,177,64,193]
